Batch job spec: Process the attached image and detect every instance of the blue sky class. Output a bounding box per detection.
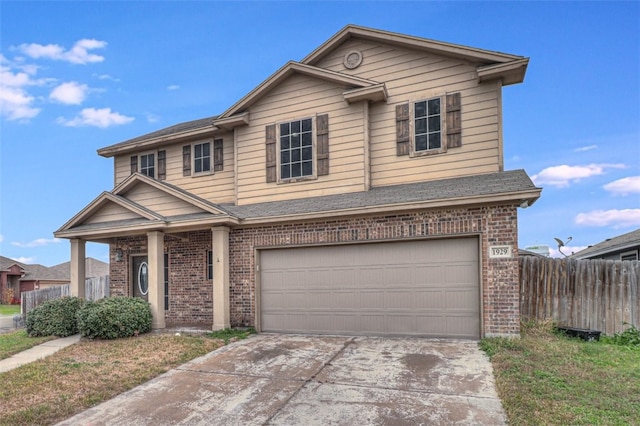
[1,1,638,266]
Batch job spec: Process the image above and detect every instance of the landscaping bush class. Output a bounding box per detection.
[77,297,152,339]
[26,297,84,337]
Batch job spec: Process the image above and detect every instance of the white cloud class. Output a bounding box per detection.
[57,107,134,128]
[49,81,88,105]
[573,145,598,152]
[11,237,62,248]
[575,209,640,228]
[0,234,4,243]
[603,176,640,196]
[167,84,180,91]
[15,256,35,264]
[532,163,627,188]
[0,59,41,120]
[549,245,589,259]
[95,73,120,82]
[17,39,107,64]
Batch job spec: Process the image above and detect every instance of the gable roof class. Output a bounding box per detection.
[0,256,28,272]
[0,256,108,281]
[55,173,239,239]
[302,24,528,79]
[216,61,387,120]
[572,229,640,259]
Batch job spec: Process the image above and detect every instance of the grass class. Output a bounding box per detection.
[0,330,56,360]
[0,305,20,316]
[0,328,254,426]
[481,322,640,425]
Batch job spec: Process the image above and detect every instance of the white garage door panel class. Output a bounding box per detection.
[260,238,480,339]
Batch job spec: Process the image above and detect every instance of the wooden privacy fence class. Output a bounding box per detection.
[21,276,110,315]
[520,257,639,335]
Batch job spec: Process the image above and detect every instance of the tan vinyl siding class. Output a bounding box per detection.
[236,74,366,205]
[113,135,235,204]
[84,203,140,224]
[315,39,503,187]
[122,184,204,217]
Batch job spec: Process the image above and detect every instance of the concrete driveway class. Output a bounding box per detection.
[58,334,506,425]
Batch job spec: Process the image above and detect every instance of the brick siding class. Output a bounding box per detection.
[109,204,520,336]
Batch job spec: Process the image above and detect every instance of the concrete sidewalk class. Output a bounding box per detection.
[0,334,81,373]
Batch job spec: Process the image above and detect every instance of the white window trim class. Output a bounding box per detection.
[192,140,214,177]
[276,115,317,183]
[409,93,448,158]
[620,250,638,261]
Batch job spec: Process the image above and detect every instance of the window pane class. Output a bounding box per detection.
[141,156,148,168]
[291,134,300,148]
[415,101,426,118]
[195,159,202,173]
[203,158,210,171]
[302,161,312,176]
[415,134,427,151]
[281,151,290,163]
[291,120,300,134]
[428,98,440,115]
[281,164,290,179]
[280,123,290,135]
[415,118,426,134]
[281,136,289,150]
[428,116,440,132]
[195,144,202,157]
[302,132,312,146]
[148,154,154,164]
[302,118,312,132]
[291,148,301,162]
[429,133,441,149]
[203,143,210,156]
[147,166,155,178]
[302,147,312,161]
[291,163,301,177]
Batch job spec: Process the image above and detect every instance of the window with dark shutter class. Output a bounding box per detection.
[158,150,166,180]
[214,139,223,172]
[182,145,191,176]
[265,124,277,183]
[446,93,462,149]
[130,155,138,174]
[396,103,410,156]
[316,114,329,176]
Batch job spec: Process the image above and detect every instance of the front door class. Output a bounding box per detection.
[132,255,149,302]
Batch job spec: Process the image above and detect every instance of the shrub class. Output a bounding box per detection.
[26,297,84,337]
[602,323,640,347]
[77,297,152,339]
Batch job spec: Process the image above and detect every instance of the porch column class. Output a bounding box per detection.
[212,226,230,330]
[70,239,86,299]
[147,231,165,329]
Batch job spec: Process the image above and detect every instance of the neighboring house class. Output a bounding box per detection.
[55,25,541,339]
[0,256,108,301]
[572,229,640,261]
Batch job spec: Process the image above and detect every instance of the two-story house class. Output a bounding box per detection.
[55,25,541,339]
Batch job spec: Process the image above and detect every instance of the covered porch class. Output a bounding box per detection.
[54,173,238,330]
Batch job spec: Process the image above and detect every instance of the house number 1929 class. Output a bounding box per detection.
[489,245,512,258]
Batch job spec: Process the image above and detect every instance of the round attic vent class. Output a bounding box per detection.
[343,50,363,69]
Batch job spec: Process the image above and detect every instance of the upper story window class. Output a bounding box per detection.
[131,151,164,180]
[396,92,461,157]
[194,142,211,174]
[280,118,313,179]
[414,98,441,152]
[183,139,223,177]
[265,114,329,183]
[140,153,155,178]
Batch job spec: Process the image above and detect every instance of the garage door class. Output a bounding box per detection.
[259,238,480,339]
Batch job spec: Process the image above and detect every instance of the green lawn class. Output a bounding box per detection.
[0,305,20,316]
[0,330,55,360]
[481,323,640,425]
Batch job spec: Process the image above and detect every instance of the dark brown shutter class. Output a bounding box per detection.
[213,139,223,172]
[446,92,462,149]
[396,103,410,156]
[130,155,138,174]
[182,145,191,176]
[265,124,277,183]
[157,150,166,180]
[316,114,329,176]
